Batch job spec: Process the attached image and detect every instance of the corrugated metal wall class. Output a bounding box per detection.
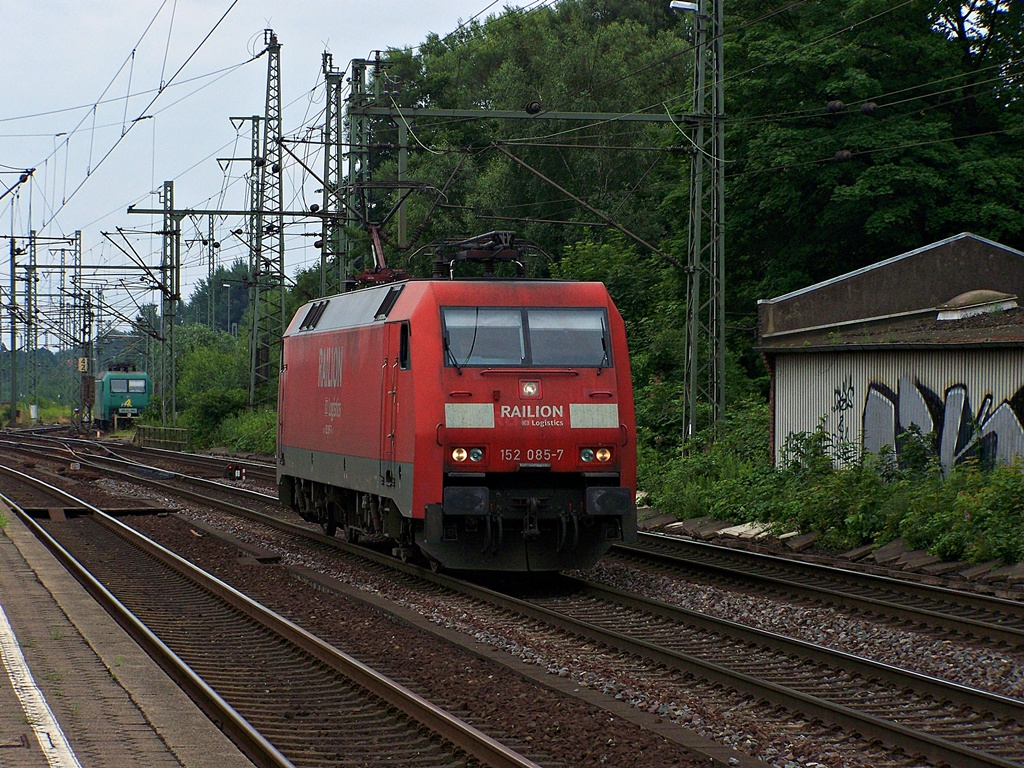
[774,349,1024,466]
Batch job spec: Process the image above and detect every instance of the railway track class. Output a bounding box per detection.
[0,464,542,768]
[5,438,1024,766]
[209,510,1024,767]
[28,436,1024,654]
[103,441,276,485]
[615,533,1024,647]
[103,483,1024,765]
[0,436,287,522]
[525,575,1024,768]
[2,432,277,485]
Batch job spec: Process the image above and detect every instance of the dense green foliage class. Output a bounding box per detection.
[212,407,278,454]
[726,0,1024,305]
[374,0,1024,306]
[373,0,693,274]
[171,324,253,446]
[648,400,1024,564]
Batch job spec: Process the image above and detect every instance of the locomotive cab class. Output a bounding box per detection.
[93,365,150,432]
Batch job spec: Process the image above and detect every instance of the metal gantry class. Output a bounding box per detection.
[3,224,163,426]
[678,0,725,442]
[57,237,77,413]
[205,215,219,331]
[8,234,20,421]
[26,233,37,421]
[318,54,427,291]
[320,52,345,297]
[341,58,376,281]
[160,180,181,424]
[3,230,84,425]
[247,29,286,407]
[5,17,725,436]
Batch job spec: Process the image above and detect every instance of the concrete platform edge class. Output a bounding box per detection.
[1,506,256,768]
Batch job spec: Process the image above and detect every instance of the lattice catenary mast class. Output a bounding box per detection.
[674,0,725,442]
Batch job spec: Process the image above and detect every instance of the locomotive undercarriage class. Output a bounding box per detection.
[422,473,637,571]
[282,475,415,553]
[280,472,636,571]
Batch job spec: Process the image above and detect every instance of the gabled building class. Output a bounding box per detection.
[757,233,1024,470]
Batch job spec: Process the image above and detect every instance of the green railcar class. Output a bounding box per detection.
[94,366,151,431]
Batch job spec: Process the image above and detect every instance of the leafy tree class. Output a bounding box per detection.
[723,0,1024,311]
[172,323,249,444]
[376,0,693,264]
[180,259,251,333]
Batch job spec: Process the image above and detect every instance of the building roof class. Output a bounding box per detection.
[758,233,1024,352]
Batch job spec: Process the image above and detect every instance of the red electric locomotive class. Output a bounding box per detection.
[277,235,637,571]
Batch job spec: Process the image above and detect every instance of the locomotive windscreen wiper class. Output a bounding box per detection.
[443,331,463,374]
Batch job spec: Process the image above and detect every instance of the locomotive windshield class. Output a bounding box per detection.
[442,307,610,367]
[110,378,147,394]
[442,308,525,366]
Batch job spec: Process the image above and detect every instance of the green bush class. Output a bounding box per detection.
[645,403,1024,565]
[961,461,1024,563]
[178,389,249,447]
[644,397,779,521]
[213,407,277,454]
[897,459,1024,563]
[35,400,71,425]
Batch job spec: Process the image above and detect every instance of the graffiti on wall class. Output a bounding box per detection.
[862,377,1024,471]
[832,376,856,444]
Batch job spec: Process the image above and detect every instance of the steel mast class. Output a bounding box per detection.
[675,0,725,442]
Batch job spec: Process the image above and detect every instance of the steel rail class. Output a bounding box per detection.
[617,532,1024,645]
[106,457,1019,768]
[9,443,1022,767]
[564,576,1024,725]
[3,434,277,483]
[0,440,280,511]
[0,463,542,768]
[0,440,318,554]
[420,571,1024,768]
[0,464,294,768]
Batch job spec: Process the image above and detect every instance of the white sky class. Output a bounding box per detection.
[0,0,521,343]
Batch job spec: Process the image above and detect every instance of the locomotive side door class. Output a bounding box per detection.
[380,323,400,487]
[380,321,411,489]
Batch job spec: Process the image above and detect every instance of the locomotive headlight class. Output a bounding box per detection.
[521,380,540,398]
[580,448,595,462]
[452,448,469,462]
[469,447,484,462]
[595,448,612,462]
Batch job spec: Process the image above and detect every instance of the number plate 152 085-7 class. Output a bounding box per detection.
[499,448,564,462]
